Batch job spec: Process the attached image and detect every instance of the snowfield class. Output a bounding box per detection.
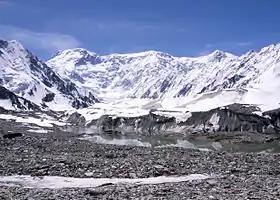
[0,114,66,128]
[70,87,280,124]
[0,174,213,189]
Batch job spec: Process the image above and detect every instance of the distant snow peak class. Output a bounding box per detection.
[211,50,226,57]
[141,50,173,58]
[47,41,280,106]
[210,50,227,59]
[51,48,102,67]
[58,48,99,58]
[204,50,237,62]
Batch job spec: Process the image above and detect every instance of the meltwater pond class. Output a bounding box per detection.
[80,134,280,153]
[65,127,280,153]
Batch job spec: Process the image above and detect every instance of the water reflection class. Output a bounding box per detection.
[65,126,280,153]
[80,135,152,147]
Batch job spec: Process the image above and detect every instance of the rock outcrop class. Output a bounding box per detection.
[82,104,277,135]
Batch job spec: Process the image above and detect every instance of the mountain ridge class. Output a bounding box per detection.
[2,38,280,113]
[47,42,280,102]
[0,39,98,111]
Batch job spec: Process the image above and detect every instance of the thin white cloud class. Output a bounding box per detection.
[0,0,11,6]
[205,41,252,49]
[198,50,211,56]
[199,41,253,56]
[236,42,252,47]
[205,44,215,48]
[45,18,188,54]
[0,24,81,53]
[45,18,186,37]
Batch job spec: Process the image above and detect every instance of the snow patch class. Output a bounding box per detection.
[0,99,15,110]
[0,114,66,127]
[209,113,220,130]
[27,129,48,133]
[0,174,214,189]
[152,111,192,123]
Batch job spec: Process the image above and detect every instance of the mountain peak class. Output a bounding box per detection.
[50,48,101,67]
[70,48,95,55]
[0,39,98,110]
[210,50,235,58]
[259,43,280,55]
[145,50,173,58]
[0,39,26,53]
[212,49,225,55]
[107,50,174,61]
[53,48,98,58]
[199,50,236,62]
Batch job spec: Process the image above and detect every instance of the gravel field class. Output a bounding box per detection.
[0,129,280,199]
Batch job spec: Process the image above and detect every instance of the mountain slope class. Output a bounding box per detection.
[47,44,280,103]
[0,85,41,111]
[0,39,98,111]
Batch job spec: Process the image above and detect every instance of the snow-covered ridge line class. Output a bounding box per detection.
[0,174,214,189]
[47,41,280,103]
[2,38,280,113]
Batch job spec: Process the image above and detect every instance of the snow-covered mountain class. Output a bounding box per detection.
[47,44,280,103]
[0,85,40,111]
[2,38,280,113]
[2,38,280,135]
[0,39,98,111]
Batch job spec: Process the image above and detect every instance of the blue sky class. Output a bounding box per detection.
[0,0,280,60]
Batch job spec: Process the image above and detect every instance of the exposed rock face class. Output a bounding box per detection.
[185,107,270,134]
[66,112,86,126]
[0,86,41,111]
[83,104,277,135]
[86,113,176,135]
[42,93,55,103]
[263,108,280,133]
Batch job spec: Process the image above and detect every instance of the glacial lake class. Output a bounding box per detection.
[64,126,280,153]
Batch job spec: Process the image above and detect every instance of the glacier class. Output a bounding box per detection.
[2,39,280,135]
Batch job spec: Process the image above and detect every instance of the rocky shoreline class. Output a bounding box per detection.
[1,130,280,199]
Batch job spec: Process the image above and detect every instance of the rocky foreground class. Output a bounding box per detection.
[1,130,280,199]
